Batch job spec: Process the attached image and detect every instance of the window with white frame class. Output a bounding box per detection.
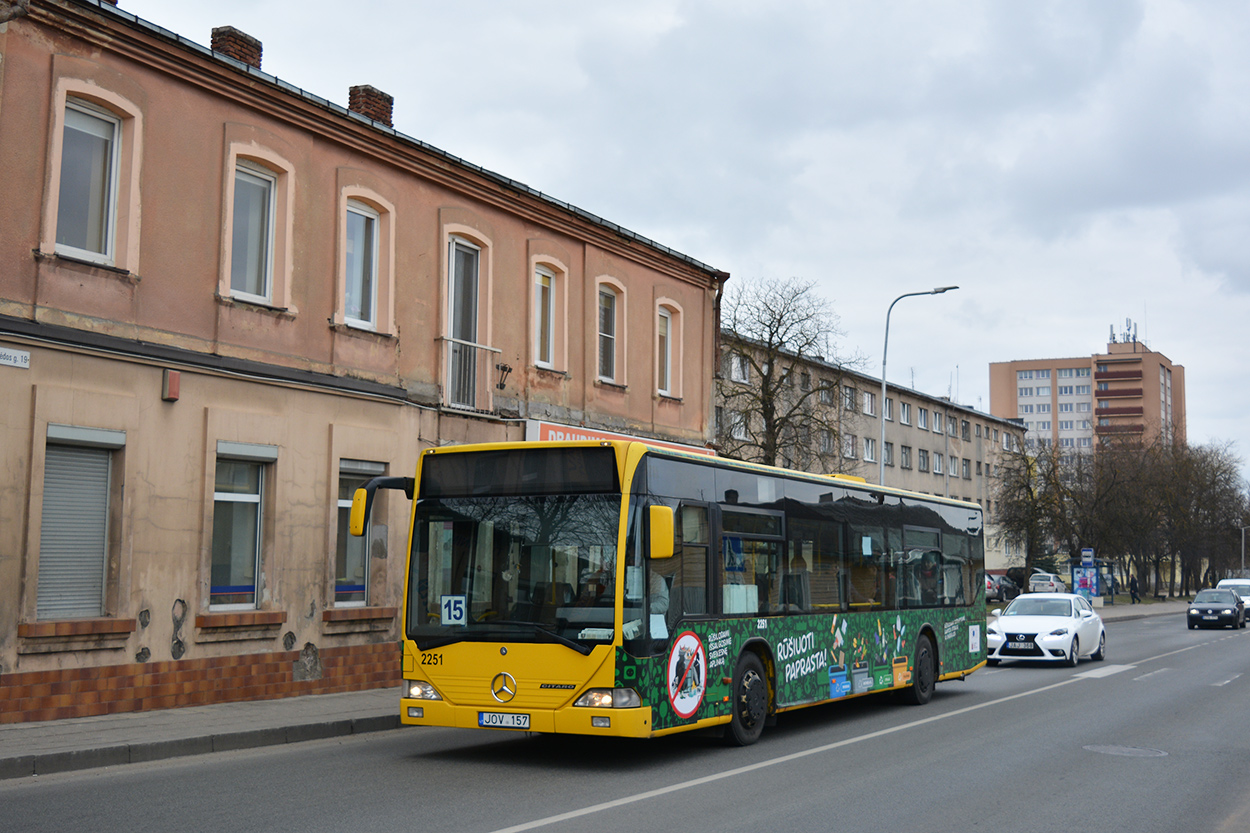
[36,426,126,620]
[918,408,928,429]
[842,434,857,459]
[1075,385,1091,395]
[1036,386,1051,396]
[884,442,894,466]
[598,287,618,382]
[1058,368,1074,378]
[535,266,555,368]
[821,428,835,455]
[56,99,121,263]
[731,411,749,441]
[950,455,958,475]
[900,445,911,469]
[657,306,674,396]
[448,237,482,407]
[1017,370,1033,380]
[863,437,877,462]
[933,453,943,475]
[344,200,379,328]
[211,448,273,609]
[843,386,857,411]
[1037,403,1051,414]
[335,459,385,606]
[230,161,277,302]
[1076,368,1090,377]
[819,380,834,404]
[884,397,893,421]
[933,412,943,433]
[918,449,929,472]
[900,402,911,424]
[862,391,876,416]
[728,352,749,383]
[1018,387,1033,397]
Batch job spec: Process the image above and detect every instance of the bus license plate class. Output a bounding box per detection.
[479,711,530,729]
[1007,641,1033,650]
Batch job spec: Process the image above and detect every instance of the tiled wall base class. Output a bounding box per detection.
[0,642,399,724]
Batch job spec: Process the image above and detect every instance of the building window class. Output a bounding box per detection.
[1058,368,1074,378]
[55,99,121,263]
[1076,368,1090,377]
[1078,437,1093,447]
[448,237,482,407]
[1038,421,1051,430]
[535,266,555,368]
[918,449,929,472]
[1036,369,1051,379]
[1059,403,1073,413]
[1017,370,1033,380]
[230,162,277,302]
[863,437,877,462]
[933,453,943,475]
[1036,386,1051,396]
[900,445,912,469]
[933,412,944,434]
[821,428,835,455]
[727,352,750,383]
[976,461,982,475]
[948,417,958,437]
[862,391,876,416]
[598,286,622,382]
[657,307,673,396]
[1059,420,1074,430]
[1018,387,1033,397]
[900,402,911,425]
[36,428,125,619]
[344,200,379,328]
[884,397,893,421]
[843,387,857,411]
[1037,403,1051,414]
[819,380,834,404]
[884,442,894,467]
[1020,404,1033,415]
[731,412,749,441]
[961,420,970,441]
[801,372,811,391]
[211,456,267,609]
[336,460,385,606]
[962,458,971,479]
[842,434,857,459]
[918,408,928,429]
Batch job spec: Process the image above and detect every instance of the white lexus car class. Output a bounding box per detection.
[986,593,1106,667]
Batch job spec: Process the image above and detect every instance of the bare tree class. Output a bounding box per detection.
[715,277,861,471]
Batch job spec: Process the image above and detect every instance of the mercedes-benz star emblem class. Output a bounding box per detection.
[491,672,517,703]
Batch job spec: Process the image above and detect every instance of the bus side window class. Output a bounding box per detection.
[657,505,708,630]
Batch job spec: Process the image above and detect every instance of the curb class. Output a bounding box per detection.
[0,714,401,781]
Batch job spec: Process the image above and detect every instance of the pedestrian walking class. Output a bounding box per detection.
[1129,574,1141,604]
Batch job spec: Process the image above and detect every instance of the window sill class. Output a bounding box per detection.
[656,393,683,404]
[534,365,570,379]
[215,293,296,319]
[17,618,137,655]
[595,379,628,393]
[195,610,287,643]
[321,606,398,635]
[331,321,396,341]
[35,249,137,281]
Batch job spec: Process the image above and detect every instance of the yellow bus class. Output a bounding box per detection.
[352,440,986,745]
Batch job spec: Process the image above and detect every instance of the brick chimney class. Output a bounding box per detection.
[211,26,263,70]
[348,85,394,127]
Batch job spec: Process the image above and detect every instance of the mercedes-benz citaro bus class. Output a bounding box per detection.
[350,440,986,746]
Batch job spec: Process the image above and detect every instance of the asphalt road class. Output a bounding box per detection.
[3,614,1248,833]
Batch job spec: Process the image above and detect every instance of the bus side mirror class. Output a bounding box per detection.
[349,476,414,537]
[649,505,674,560]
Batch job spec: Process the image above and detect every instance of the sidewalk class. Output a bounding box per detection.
[1,685,403,780]
[1,599,1191,781]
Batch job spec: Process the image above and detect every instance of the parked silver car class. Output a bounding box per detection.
[1029,572,1067,593]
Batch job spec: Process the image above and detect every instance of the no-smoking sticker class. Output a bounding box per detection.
[667,631,707,719]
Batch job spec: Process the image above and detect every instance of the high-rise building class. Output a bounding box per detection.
[989,330,1185,451]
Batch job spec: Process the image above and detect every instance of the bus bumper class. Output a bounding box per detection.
[401,698,654,738]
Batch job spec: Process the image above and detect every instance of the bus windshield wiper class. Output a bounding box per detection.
[478,620,595,655]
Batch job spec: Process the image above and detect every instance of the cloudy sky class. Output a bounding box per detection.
[122,0,1250,483]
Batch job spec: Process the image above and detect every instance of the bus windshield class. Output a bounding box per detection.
[409,493,624,652]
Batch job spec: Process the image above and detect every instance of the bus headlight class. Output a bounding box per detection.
[404,680,443,700]
[574,688,641,708]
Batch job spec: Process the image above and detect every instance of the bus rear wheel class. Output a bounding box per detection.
[725,652,769,746]
[899,635,935,705]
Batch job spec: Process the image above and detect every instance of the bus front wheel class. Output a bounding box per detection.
[725,652,769,746]
[899,635,935,706]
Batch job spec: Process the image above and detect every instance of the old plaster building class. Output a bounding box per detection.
[0,1,724,721]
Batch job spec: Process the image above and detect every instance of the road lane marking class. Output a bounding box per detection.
[1213,674,1242,687]
[1075,664,1135,679]
[484,677,1084,833]
[1133,668,1170,681]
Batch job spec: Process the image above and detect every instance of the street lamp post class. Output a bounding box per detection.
[1240,524,1248,576]
[879,286,959,486]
